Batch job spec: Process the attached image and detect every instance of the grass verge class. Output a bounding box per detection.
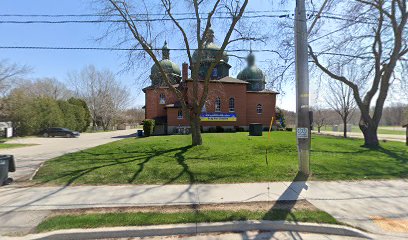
[0,143,35,149]
[36,209,339,233]
[33,132,408,185]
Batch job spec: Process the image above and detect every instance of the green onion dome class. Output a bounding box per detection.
[237,51,265,91]
[150,41,181,86]
[192,28,229,64]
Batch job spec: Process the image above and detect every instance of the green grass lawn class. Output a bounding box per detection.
[33,132,408,185]
[36,209,338,233]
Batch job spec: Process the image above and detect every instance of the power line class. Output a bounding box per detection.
[0,14,290,24]
[0,10,347,18]
[1,45,401,61]
[0,13,381,25]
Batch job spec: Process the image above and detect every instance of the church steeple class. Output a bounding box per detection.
[247,49,255,67]
[162,41,170,60]
[205,25,215,44]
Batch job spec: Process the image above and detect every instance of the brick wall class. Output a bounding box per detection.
[246,92,276,127]
[145,82,277,130]
[145,88,178,120]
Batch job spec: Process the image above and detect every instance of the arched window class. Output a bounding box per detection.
[229,98,235,112]
[256,104,263,114]
[177,110,183,119]
[215,97,221,112]
[159,93,166,104]
[211,68,218,79]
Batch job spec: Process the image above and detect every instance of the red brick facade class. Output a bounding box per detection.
[144,78,277,134]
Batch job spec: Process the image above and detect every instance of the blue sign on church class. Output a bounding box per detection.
[200,113,237,122]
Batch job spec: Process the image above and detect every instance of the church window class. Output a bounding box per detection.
[211,68,218,78]
[257,104,263,114]
[177,110,183,119]
[229,98,235,112]
[159,93,166,104]
[215,97,221,112]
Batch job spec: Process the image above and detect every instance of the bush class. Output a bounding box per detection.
[58,100,78,131]
[216,126,224,133]
[68,98,91,132]
[208,127,216,133]
[234,126,245,132]
[143,119,155,137]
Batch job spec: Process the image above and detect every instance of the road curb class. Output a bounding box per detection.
[3,220,372,240]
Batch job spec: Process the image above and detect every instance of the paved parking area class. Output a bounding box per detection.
[0,129,137,181]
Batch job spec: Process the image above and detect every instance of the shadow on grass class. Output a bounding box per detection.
[35,144,198,187]
[377,146,408,164]
[127,145,194,184]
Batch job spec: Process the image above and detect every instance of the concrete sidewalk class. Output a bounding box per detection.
[1,180,408,238]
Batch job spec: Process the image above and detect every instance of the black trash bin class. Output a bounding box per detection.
[249,123,263,136]
[0,155,14,186]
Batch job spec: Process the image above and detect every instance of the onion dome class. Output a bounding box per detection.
[237,50,266,91]
[150,41,181,86]
[192,27,229,63]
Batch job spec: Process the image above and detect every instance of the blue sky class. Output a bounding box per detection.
[0,0,299,110]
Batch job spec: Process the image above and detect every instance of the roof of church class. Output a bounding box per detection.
[247,89,279,94]
[142,84,180,92]
[165,101,182,108]
[216,76,248,84]
[185,76,248,84]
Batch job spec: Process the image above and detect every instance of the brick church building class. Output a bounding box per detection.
[143,29,278,134]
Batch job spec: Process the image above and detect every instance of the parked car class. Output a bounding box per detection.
[40,128,80,138]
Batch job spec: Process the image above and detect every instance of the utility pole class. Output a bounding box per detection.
[295,0,310,175]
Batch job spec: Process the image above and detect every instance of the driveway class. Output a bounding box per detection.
[0,129,137,182]
[315,131,406,143]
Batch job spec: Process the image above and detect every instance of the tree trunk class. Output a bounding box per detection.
[359,117,379,147]
[318,126,321,133]
[343,117,347,138]
[190,114,202,146]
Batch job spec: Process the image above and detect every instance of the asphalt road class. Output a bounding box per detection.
[0,129,137,182]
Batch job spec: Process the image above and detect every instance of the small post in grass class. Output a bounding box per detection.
[403,124,408,146]
[265,117,274,166]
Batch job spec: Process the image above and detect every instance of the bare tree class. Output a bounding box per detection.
[14,78,72,100]
[312,106,329,133]
[118,107,145,125]
[0,60,31,96]
[380,103,408,126]
[308,0,408,146]
[69,65,131,130]
[270,0,407,147]
[100,0,249,146]
[325,80,356,138]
